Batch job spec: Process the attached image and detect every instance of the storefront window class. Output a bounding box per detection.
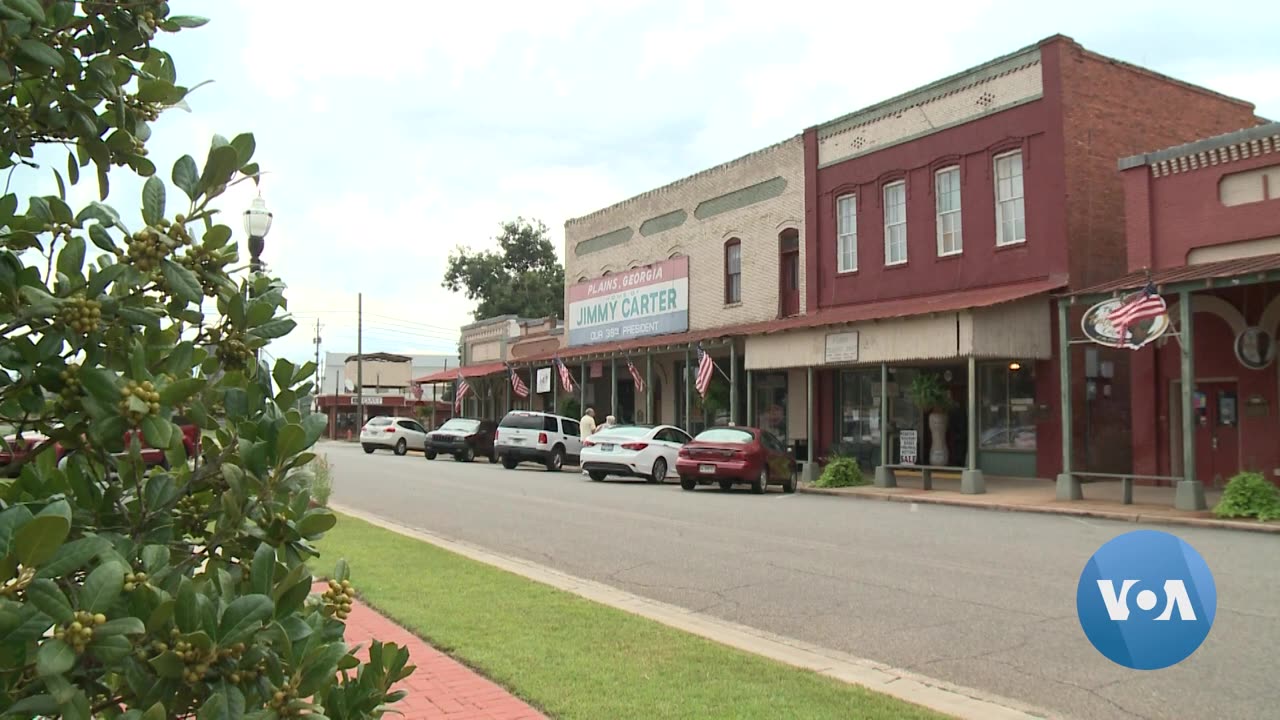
[752,372,788,440]
[979,362,1037,451]
[834,369,885,469]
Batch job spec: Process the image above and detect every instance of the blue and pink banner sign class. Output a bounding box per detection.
[566,256,689,347]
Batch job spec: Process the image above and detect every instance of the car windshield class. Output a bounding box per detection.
[367,417,392,426]
[694,428,754,444]
[440,419,480,432]
[592,426,650,439]
[499,413,544,429]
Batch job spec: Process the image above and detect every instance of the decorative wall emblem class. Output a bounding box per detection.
[1234,327,1276,370]
[1081,298,1171,350]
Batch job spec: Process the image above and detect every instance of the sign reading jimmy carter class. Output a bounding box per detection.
[567,257,690,347]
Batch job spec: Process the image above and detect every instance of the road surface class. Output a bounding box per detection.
[319,440,1279,720]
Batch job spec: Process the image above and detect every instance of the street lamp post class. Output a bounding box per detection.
[243,195,273,367]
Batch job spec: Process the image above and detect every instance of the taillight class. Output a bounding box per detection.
[678,447,689,457]
[582,439,595,447]
[384,427,395,433]
[538,432,548,444]
[493,429,499,441]
[621,442,648,451]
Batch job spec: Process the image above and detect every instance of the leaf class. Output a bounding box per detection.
[56,235,85,278]
[218,594,273,644]
[301,413,329,447]
[4,0,45,23]
[53,168,66,200]
[140,415,173,450]
[37,639,76,677]
[141,176,165,226]
[296,509,336,537]
[25,579,73,623]
[248,317,296,340]
[28,195,52,221]
[199,145,240,195]
[146,598,175,633]
[172,155,199,200]
[67,150,79,185]
[4,695,59,717]
[17,39,64,69]
[81,561,126,612]
[167,14,210,28]
[88,634,132,662]
[275,423,306,460]
[36,536,112,579]
[196,695,226,720]
[159,377,204,406]
[141,702,166,720]
[88,223,115,252]
[230,133,256,167]
[150,651,185,679]
[202,224,232,249]
[251,543,275,596]
[95,617,146,637]
[160,258,202,304]
[87,262,127,296]
[334,558,350,583]
[15,515,70,566]
[79,367,118,404]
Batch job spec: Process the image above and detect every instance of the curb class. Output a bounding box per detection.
[798,486,1280,535]
[331,503,1057,720]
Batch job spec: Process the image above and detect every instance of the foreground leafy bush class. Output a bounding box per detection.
[1213,472,1280,522]
[309,455,334,508]
[815,456,868,488]
[0,3,410,718]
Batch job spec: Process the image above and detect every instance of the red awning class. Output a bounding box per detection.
[1063,254,1280,298]
[520,274,1067,363]
[414,361,507,384]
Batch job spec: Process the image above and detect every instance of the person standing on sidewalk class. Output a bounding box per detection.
[580,407,597,437]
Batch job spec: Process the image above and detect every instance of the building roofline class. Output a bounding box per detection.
[564,135,801,228]
[1118,121,1280,170]
[460,314,521,330]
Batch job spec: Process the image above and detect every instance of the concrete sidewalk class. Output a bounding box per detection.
[800,473,1280,534]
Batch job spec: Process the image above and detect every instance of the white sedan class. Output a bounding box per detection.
[360,416,429,456]
[580,424,692,484]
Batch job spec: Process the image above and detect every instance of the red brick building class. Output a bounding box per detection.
[1068,123,1280,497]
[749,35,1260,487]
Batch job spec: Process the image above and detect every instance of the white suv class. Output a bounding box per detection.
[494,411,582,472]
[361,416,428,456]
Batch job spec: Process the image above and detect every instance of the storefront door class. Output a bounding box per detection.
[752,372,788,440]
[1194,381,1240,487]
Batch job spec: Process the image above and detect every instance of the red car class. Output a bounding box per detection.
[1,421,201,476]
[676,426,798,494]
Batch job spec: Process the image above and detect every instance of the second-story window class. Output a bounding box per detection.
[883,181,907,266]
[724,239,741,304]
[935,166,962,256]
[995,151,1026,246]
[836,194,857,272]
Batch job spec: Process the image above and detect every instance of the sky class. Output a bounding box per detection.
[11,0,1280,372]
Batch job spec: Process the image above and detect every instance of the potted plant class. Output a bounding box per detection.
[907,372,956,466]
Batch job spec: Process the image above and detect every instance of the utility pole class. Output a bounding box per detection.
[356,293,364,426]
[313,319,322,414]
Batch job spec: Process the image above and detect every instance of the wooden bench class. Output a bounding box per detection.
[1058,472,1181,505]
[876,463,966,491]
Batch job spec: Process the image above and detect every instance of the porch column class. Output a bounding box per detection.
[730,341,738,425]
[746,369,754,426]
[684,345,692,431]
[961,355,985,494]
[1176,290,1207,511]
[645,353,653,423]
[1056,300,1082,500]
[801,366,819,483]
[580,361,587,414]
[551,365,557,415]
[875,363,896,487]
[610,357,618,420]
[504,372,510,414]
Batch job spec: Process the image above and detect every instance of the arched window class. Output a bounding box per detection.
[724,238,742,304]
[778,229,799,317]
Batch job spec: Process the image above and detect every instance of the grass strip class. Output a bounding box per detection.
[314,513,951,720]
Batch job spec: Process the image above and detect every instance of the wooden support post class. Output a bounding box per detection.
[1056,300,1082,501]
[961,354,985,494]
[1176,291,1207,511]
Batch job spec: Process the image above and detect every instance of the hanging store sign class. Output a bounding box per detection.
[536,368,552,393]
[567,256,690,347]
[824,331,860,363]
[1080,298,1171,350]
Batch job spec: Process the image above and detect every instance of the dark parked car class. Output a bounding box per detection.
[426,418,497,462]
[675,426,797,494]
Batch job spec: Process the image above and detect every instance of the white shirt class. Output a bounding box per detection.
[580,414,597,436]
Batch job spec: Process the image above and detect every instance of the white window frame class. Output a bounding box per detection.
[935,166,962,257]
[994,150,1026,247]
[836,194,857,273]
[883,181,907,266]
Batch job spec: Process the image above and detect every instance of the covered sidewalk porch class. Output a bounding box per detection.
[1055,254,1280,510]
[413,361,514,422]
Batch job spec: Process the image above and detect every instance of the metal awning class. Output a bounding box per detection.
[414,361,506,384]
[1061,254,1280,302]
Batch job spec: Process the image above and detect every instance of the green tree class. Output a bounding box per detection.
[442,217,564,320]
[0,4,411,719]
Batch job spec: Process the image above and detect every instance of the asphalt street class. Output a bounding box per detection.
[320,441,1279,720]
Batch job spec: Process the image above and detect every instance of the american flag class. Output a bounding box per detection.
[626,357,645,393]
[508,364,529,398]
[453,370,471,414]
[694,343,715,398]
[555,356,575,392]
[410,381,423,400]
[1107,282,1166,347]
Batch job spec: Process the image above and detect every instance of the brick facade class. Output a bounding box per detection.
[565,137,805,332]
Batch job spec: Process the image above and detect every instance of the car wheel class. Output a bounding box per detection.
[752,467,768,494]
[719,480,733,491]
[394,439,407,456]
[489,449,498,463]
[782,467,797,494]
[461,447,474,462]
[589,471,607,482]
[425,450,437,460]
[362,445,375,454]
[680,476,696,491]
[502,456,517,470]
[545,446,564,472]
[649,458,666,484]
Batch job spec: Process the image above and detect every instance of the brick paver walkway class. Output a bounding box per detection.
[318,583,547,719]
